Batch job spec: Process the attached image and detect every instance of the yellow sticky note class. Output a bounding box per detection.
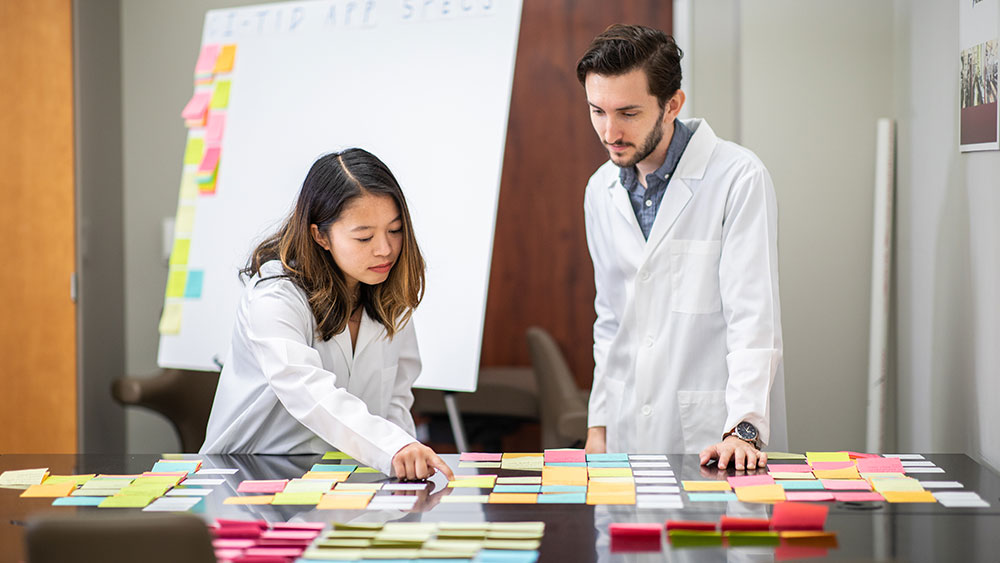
[99,495,155,508]
[210,80,231,109]
[272,491,323,505]
[178,172,199,201]
[21,483,77,497]
[158,302,183,335]
[448,476,497,488]
[870,477,925,492]
[683,480,732,492]
[213,44,236,73]
[224,495,274,505]
[174,206,195,235]
[735,484,786,503]
[301,471,349,481]
[43,475,96,486]
[812,467,860,480]
[502,453,543,459]
[542,466,588,487]
[488,493,538,504]
[318,492,373,509]
[588,467,632,478]
[183,137,204,165]
[586,491,636,505]
[165,268,187,298]
[806,451,850,463]
[169,239,191,266]
[882,490,937,503]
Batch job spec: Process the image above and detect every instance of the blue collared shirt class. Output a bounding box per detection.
[618,119,693,239]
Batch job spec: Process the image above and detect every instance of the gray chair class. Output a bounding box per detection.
[25,512,215,563]
[525,326,589,449]
[111,369,220,453]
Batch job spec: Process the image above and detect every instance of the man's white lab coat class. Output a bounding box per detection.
[585,118,788,454]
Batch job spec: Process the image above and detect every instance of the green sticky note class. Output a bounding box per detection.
[159,303,183,335]
[165,268,187,298]
[323,451,353,460]
[668,530,723,548]
[99,495,155,508]
[353,467,382,474]
[183,137,204,165]
[301,548,363,561]
[169,238,191,266]
[333,522,385,531]
[210,80,231,109]
[272,491,323,505]
[316,538,373,548]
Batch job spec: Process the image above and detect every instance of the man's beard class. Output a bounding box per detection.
[609,106,666,169]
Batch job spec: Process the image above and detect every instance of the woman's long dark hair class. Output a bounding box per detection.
[244,148,425,340]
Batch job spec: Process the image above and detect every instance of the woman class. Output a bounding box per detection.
[200,148,453,481]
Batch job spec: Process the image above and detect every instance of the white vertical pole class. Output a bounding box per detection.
[866,118,896,453]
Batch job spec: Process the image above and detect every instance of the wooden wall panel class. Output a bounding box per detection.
[481,2,673,389]
[0,0,77,452]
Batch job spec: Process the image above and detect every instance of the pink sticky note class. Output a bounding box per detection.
[728,474,776,487]
[767,464,814,473]
[194,44,220,75]
[810,461,855,471]
[821,479,871,491]
[181,92,211,121]
[204,112,226,147]
[459,452,502,462]
[237,479,288,493]
[198,147,221,175]
[244,547,305,557]
[544,449,586,463]
[834,491,884,502]
[785,491,835,502]
[771,502,829,531]
[260,530,321,541]
[271,522,326,531]
[214,549,243,559]
[212,538,256,549]
[857,457,905,474]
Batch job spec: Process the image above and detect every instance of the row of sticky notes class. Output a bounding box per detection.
[212,519,323,562]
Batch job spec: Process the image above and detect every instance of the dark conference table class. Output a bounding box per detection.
[2,453,999,562]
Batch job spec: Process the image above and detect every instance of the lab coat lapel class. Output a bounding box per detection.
[352,312,379,365]
[333,328,353,365]
[608,177,647,246]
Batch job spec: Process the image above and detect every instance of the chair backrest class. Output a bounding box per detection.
[526,326,588,448]
[26,512,216,563]
[111,369,220,452]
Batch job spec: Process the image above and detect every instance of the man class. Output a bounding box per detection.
[578,24,787,470]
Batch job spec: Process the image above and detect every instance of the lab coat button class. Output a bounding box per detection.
[641,405,652,416]
[645,336,654,347]
[640,271,650,281]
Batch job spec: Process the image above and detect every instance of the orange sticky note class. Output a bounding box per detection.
[587,480,634,494]
[213,44,237,73]
[586,491,636,505]
[735,484,786,503]
[542,466,588,487]
[21,483,77,498]
[224,495,274,505]
[881,491,937,503]
[683,481,732,492]
[812,467,860,480]
[489,493,538,504]
[317,492,373,509]
[301,471,349,481]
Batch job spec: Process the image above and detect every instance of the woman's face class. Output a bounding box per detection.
[311,192,403,293]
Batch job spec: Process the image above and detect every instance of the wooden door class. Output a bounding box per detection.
[0,0,77,453]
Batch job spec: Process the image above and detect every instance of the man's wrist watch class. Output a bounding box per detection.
[724,421,760,449]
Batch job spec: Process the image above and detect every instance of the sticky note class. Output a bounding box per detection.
[719,516,770,531]
[857,457,905,473]
[686,492,738,501]
[806,452,850,463]
[833,492,884,502]
[180,91,211,123]
[778,480,826,490]
[683,481,731,492]
[165,267,187,298]
[488,493,537,504]
[882,490,937,503]
[821,479,871,491]
[224,495,274,505]
[183,137,204,165]
[541,485,586,493]
[588,461,630,468]
[768,464,814,473]
[536,492,586,504]
[272,491,323,505]
[784,491,835,501]
[158,303,183,335]
[666,521,717,531]
[459,452,502,462]
[194,44,219,75]
[771,502,828,530]
[21,483,77,497]
[210,81,231,109]
[668,530,723,547]
[52,496,104,506]
[310,464,357,473]
[42,474,95,486]
[439,495,489,504]
[809,461,855,471]
[448,476,496,488]
[333,483,381,491]
[588,467,632,478]
[213,44,237,73]
[496,477,542,485]
[174,206,196,235]
[724,531,781,547]
[586,491,636,505]
[735,484,786,503]
[1,468,50,486]
[237,479,287,493]
[812,467,860,480]
[586,480,634,494]
[318,493,373,509]
[586,453,629,462]
[322,451,353,460]
[184,270,204,299]
[610,523,663,538]
[766,452,807,460]
[542,466,588,486]
[460,461,501,468]
[728,475,775,487]
[283,479,337,493]
[769,472,817,480]
[169,238,191,267]
[544,449,586,463]
[197,147,221,176]
[301,471,349,481]
[99,495,155,508]
[870,477,925,492]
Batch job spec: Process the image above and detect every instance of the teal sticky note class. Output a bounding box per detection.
[53,496,105,506]
[686,492,738,502]
[476,549,541,563]
[540,485,587,493]
[151,461,200,474]
[586,453,629,462]
[536,492,586,504]
[310,464,357,472]
[587,462,630,468]
[492,485,541,494]
[543,462,588,467]
[184,270,204,298]
[777,480,825,490]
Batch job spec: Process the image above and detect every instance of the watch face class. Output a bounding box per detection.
[737,421,758,440]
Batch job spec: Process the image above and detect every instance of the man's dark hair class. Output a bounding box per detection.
[576,24,683,108]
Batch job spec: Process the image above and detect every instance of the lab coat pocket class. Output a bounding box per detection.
[677,390,727,454]
[669,239,722,314]
[374,364,398,416]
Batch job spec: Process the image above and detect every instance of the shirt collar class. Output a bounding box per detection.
[619,118,693,191]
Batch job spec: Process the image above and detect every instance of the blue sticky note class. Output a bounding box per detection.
[477,549,540,563]
[543,462,588,467]
[492,484,541,493]
[310,464,357,472]
[586,453,629,462]
[687,492,738,502]
[540,485,587,493]
[184,270,204,298]
[536,492,586,504]
[151,461,200,474]
[587,461,631,468]
[777,480,825,490]
[53,496,105,506]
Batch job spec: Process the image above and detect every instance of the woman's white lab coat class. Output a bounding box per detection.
[585,118,788,454]
[200,260,419,475]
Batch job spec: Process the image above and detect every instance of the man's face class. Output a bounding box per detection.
[585,69,669,168]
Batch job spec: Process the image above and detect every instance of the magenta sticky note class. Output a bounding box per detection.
[194,44,220,75]
[767,464,814,473]
[821,479,871,491]
[198,147,221,174]
[459,453,502,462]
[181,92,211,121]
[237,479,288,493]
[810,461,856,471]
[857,457,905,474]
[784,491,835,502]
[727,474,776,487]
[833,491,884,502]
[544,450,586,463]
[260,530,321,541]
[204,112,226,147]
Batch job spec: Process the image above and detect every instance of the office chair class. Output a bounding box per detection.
[25,512,216,563]
[111,369,220,453]
[525,326,589,449]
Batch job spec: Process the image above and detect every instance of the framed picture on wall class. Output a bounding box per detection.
[959,0,999,151]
